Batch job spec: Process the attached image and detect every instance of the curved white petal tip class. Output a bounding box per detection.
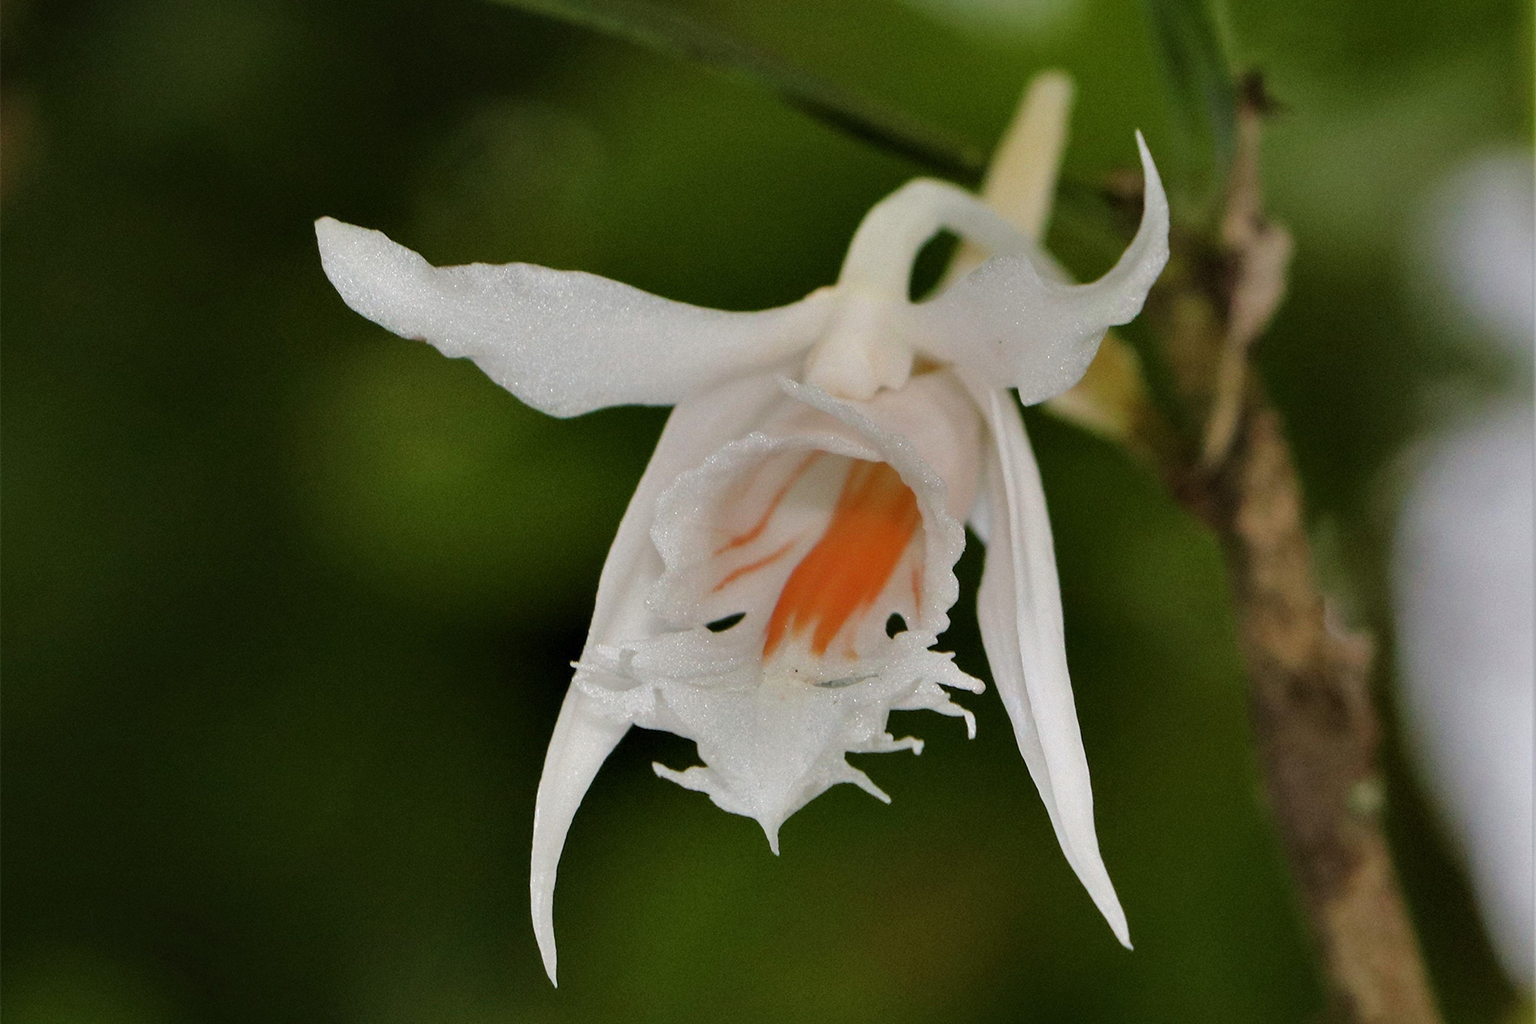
[530,690,630,987]
[911,133,1170,402]
[972,385,1133,950]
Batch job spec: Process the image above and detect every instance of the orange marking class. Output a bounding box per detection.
[714,452,823,556]
[764,461,921,659]
[711,539,797,593]
[910,564,923,612]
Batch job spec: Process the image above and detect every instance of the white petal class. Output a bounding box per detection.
[580,373,984,844]
[967,489,992,545]
[972,383,1130,947]
[531,370,795,986]
[837,178,1044,297]
[581,370,796,666]
[315,217,836,417]
[530,687,631,986]
[914,134,1169,404]
[643,373,978,664]
[806,176,1062,400]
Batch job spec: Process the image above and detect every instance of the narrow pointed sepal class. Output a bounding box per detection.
[530,687,631,985]
[970,382,1131,948]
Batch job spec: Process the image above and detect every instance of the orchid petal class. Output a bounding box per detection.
[580,370,797,664]
[315,218,836,417]
[571,373,984,853]
[530,687,630,986]
[836,179,1042,297]
[530,370,795,985]
[972,384,1130,948]
[914,134,1169,404]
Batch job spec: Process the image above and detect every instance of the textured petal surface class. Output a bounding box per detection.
[578,373,985,849]
[836,178,1045,297]
[805,176,1052,399]
[315,218,835,417]
[971,383,1129,947]
[529,687,630,986]
[914,135,1169,404]
[529,370,795,986]
[579,370,796,671]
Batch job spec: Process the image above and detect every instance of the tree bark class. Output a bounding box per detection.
[1137,72,1447,1024]
[1196,397,1442,1024]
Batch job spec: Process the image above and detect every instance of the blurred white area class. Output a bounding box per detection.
[1394,150,1534,990]
[1429,154,1536,358]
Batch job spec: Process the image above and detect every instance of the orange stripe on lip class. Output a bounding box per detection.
[714,452,823,556]
[763,460,921,659]
[711,538,798,593]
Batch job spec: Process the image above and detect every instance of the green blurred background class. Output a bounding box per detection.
[2,0,1530,1020]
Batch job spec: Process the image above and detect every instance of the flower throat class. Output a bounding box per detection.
[764,460,920,659]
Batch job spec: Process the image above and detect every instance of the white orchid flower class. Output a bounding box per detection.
[316,129,1167,985]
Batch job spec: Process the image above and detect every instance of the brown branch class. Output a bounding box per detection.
[1200,74,1293,468]
[1198,396,1441,1024]
[1148,73,1444,1024]
[984,70,1443,1018]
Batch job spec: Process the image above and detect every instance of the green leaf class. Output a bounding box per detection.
[1142,0,1237,204]
[487,0,986,181]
